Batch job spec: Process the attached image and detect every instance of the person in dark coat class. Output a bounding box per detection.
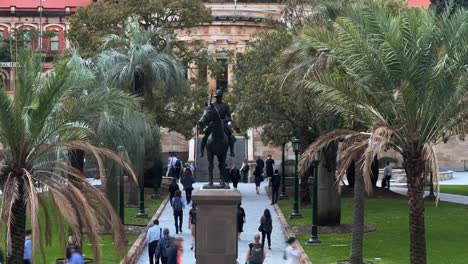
[256,156,265,176]
[168,178,180,201]
[237,202,246,240]
[254,168,263,195]
[270,170,281,205]
[265,155,275,178]
[181,167,195,204]
[230,165,241,189]
[167,237,184,264]
[240,159,250,183]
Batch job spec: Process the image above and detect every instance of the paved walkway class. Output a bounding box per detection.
[391,187,468,204]
[136,182,287,264]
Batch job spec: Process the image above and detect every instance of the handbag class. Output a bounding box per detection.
[258,224,263,232]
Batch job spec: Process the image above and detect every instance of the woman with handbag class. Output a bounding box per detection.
[182,167,195,204]
[259,209,273,250]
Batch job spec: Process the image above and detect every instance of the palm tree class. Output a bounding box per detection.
[0,51,137,263]
[299,2,468,263]
[97,20,184,206]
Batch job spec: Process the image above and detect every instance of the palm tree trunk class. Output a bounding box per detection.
[404,154,426,264]
[8,176,27,264]
[350,159,365,264]
[127,180,139,207]
[300,172,311,206]
[317,150,341,226]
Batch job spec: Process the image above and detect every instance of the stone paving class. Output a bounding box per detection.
[136,182,288,264]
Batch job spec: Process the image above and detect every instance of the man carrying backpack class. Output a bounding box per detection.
[156,228,174,264]
[146,219,162,264]
[245,234,265,264]
[172,190,186,234]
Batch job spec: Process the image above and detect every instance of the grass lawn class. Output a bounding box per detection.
[426,185,468,196]
[278,197,468,264]
[0,190,164,264]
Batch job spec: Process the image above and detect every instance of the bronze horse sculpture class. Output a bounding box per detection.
[198,103,229,188]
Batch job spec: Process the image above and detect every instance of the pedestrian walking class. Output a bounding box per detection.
[181,167,195,204]
[168,178,180,201]
[23,230,32,264]
[174,156,182,181]
[156,228,174,264]
[284,237,303,264]
[66,235,76,261]
[172,190,186,234]
[245,234,265,264]
[167,237,184,264]
[189,203,197,250]
[265,155,275,178]
[383,162,392,189]
[240,159,250,183]
[68,244,85,264]
[271,169,281,205]
[230,165,241,189]
[237,202,246,240]
[167,154,176,177]
[146,219,162,264]
[256,156,265,176]
[259,209,273,250]
[253,168,263,195]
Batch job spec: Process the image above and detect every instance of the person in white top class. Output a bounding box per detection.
[285,237,302,264]
[383,162,392,189]
[146,219,162,264]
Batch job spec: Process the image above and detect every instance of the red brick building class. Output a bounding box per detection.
[0,0,90,93]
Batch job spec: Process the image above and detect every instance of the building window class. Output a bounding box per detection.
[50,33,59,52]
[216,58,228,92]
[0,30,4,45]
[23,30,32,50]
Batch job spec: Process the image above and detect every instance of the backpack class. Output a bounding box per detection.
[263,217,272,232]
[175,159,182,168]
[161,237,173,258]
[249,243,264,263]
[173,197,183,212]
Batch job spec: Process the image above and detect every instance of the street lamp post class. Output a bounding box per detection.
[290,138,302,219]
[279,140,288,200]
[307,160,322,245]
[117,146,125,224]
[136,181,148,218]
[426,171,436,200]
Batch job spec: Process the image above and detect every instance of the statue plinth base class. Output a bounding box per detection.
[192,186,242,264]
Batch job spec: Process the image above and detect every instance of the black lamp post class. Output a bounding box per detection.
[290,138,303,219]
[426,171,436,200]
[136,182,148,218]
[279,140,288,200]
[307,160,322,245]
[117,146,125,224]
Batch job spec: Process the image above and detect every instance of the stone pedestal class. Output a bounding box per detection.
[192,187,242,264]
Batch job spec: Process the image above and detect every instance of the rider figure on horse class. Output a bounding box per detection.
[199,89,237,157]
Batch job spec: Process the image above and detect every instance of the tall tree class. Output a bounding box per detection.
[97,21,185,205]
[232,28,343,226]
[300,2,468,263]
[0,51,137,263]
[68,0,211,57]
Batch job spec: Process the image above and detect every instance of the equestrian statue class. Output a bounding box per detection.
[198,89,237,187]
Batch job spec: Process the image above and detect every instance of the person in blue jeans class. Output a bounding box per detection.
[172,190,186,234]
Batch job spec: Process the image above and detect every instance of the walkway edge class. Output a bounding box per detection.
[121,196,169,264]
[273,204,313,264]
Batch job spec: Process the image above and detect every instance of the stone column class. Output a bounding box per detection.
[192,188,242,264]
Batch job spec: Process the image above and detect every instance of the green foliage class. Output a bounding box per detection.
[69,0,211,57]
[279,197,468,264]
